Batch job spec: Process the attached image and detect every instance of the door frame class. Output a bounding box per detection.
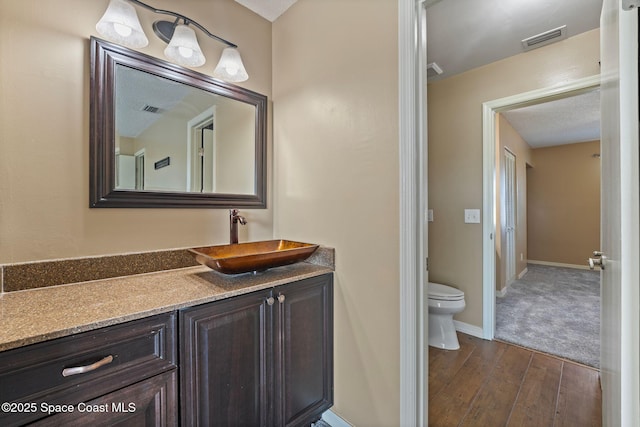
[134,148,145,190]
[399,0,428,425]
[481,74,601,339]
[186,106,216,192]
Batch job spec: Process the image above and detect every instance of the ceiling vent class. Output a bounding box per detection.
[521,25,567,51]
[141,105,161,113]
[427,62,443,79]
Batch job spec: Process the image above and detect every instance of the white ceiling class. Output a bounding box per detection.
[234,0,603,148]
[233,0,298,22]
[116,66,190,138]
[501,90,601,148]
[426,0,603,81]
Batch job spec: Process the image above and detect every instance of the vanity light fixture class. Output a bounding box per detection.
[163,24,206,67]
[96,0,249,82]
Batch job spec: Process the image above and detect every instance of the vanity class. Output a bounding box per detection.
[0,250,334,426]
[0,23,334,426]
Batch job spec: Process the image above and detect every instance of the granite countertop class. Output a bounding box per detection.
[0,262,333,353]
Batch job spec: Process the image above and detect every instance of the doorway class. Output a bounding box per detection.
[492,101,602,367]
[187,106,216,193]
[481,74,601,339]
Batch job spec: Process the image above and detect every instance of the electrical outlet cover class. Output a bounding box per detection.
[464,209,481,223]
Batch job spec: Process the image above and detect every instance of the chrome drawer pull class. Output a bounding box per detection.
[62,355,114,377]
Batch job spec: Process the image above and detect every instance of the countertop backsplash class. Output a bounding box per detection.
[0,246,335,293]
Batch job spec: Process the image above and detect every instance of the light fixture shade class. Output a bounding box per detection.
[96,0,149,48]
[164,25,206,67]
[213,47,249,82]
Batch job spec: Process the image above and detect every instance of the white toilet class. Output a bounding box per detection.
[428,282,465,350]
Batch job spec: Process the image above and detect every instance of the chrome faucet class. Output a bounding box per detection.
[229,209,247,244]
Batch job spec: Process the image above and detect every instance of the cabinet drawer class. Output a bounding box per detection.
[0,312,176,426]
[30,370,178,427]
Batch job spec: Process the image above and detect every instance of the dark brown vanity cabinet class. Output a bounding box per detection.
[0,313,178,427]
[180,273,334,427]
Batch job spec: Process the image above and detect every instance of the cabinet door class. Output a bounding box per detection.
[180,289,272,427]
[275,274,333,427]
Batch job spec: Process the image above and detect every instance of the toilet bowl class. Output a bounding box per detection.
[428,282,465,350]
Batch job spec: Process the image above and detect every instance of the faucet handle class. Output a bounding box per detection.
[230,209,247,224]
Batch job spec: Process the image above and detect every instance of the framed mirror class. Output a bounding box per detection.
[90,37,267,208]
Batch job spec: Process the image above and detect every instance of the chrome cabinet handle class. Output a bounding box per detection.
[62,355,114,377]
[266,297,275,306]
[277,294,286,303]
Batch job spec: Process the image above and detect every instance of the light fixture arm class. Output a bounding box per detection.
[127,0,238,48]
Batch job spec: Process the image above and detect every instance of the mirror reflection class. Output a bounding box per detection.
[90,37,267,208]
[114,64,256,195]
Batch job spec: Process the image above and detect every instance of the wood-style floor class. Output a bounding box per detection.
[429,333,602,427]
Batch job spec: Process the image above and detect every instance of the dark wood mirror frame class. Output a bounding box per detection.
[90,37,267,208]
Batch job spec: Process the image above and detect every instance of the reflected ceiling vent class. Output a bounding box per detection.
[427,62,443,79]
[141,105,161,113]
[521,25,567,51]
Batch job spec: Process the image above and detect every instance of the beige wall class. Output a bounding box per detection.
[135,112,189,192]
[496,115,533,291]
[428,29,600,327]
[273,0,399,425]
[0,0,273,263]
[528,140,601,265]
[215,101,255,194]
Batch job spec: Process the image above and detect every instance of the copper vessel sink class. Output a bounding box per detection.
[188,240,319,275]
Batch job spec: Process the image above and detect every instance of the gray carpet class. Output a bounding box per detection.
[495,264,600,368]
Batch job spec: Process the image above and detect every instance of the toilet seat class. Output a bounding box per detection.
[428,282,464,301]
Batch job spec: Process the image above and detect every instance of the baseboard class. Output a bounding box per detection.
[527,260,591,270]
[497,267,528,298]
[322,410,354,427]
[453,320,484,339]
[518,267,528,279]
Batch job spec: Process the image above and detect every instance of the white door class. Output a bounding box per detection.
[202,126,215,193]
[504,149,517,285]
[116,154,135,190]
[599,1,639,425]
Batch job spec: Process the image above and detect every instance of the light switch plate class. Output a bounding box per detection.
[427,209,434,222]
[464,209,481,223]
